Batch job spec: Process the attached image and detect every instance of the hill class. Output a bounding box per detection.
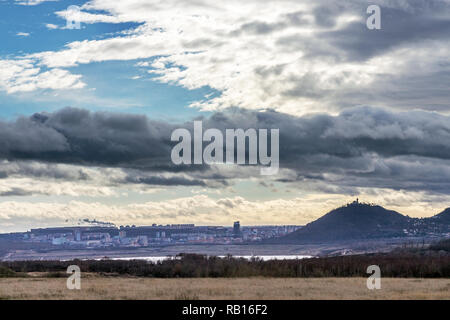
[273,200,411,244]
[433,208,450,223]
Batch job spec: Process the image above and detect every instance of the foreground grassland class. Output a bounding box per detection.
[0,276,449,300]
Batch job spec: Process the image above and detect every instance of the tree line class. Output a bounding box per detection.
[1,252,449,278]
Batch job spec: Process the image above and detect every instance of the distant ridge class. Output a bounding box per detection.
[434,208,450,223]
[271,200,450,244]
[272,200,417,244]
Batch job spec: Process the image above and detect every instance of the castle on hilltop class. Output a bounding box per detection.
[346,198,376,207]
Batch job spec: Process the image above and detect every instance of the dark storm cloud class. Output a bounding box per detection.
[313,2,345,28]
[1,106,450,192]
[275,0,450,62]
[201,106,450,161]
[269,0,450,112]
[196,107,450,193]
[323,7,450,61]
[0,107,176,170]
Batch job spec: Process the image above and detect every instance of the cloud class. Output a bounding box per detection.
[0,59,85,93]
[4,0,435,114]
[45,23,59,30]
[0,1,444,113]
[0,195,322,232]
[0,106,449,194]
[16,32,30,37]
[0,189,449,232]
[0,178,117,197]
[15,0,57,5]
[123,174,207,187]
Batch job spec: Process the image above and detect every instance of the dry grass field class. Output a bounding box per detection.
[0,275,449,300]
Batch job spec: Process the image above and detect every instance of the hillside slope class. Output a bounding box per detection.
[275,201,410,244]
[433,208,450,223]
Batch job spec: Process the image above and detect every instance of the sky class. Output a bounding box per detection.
[0,0,449,232]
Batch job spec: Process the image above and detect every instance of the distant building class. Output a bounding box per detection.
[233,221,241,238]
[52,237,67,245]
[18,222,305,247]
[138,236,148,246]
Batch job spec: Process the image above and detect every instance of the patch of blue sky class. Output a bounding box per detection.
[0,58,220,121]
[66,59,219,121]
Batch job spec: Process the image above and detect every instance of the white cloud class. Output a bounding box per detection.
[0,59,85,93]
[16,32,30,37]
[45,23,59,30]
[56,9,123,25]
[0,161,122,197]
[0,195,358,232]
[15,0,57,5]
